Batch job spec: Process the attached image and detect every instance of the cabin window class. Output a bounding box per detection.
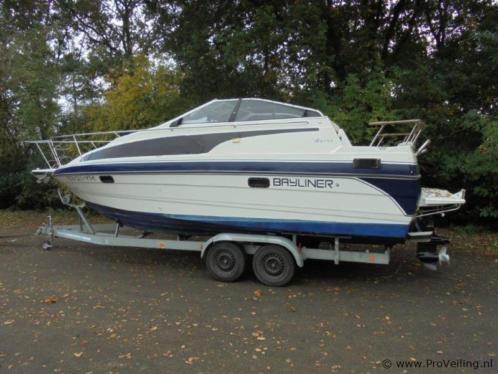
[235,99,321,122]
[99,175,115,183]
[180,100,238,125]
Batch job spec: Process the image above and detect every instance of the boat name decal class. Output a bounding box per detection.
[272,177,335,189]
[66,175,97,182]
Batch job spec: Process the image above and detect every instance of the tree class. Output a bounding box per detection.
[57,0,159,71]
[85,55,186,131]
[0,0,496,222]
[0,1,60,208]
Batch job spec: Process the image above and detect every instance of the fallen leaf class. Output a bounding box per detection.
[119,353,132,359]
[3,320,15,325]
[73,352,83,358]
[254,289,263,298]
[44,296,57,304]
[185,356,200,365]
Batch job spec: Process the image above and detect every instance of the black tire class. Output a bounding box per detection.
[205,242,246,282]
[252,245,295,286]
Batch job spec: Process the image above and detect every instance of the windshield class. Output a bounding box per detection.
[181,100,238,124]
[172,98,322,126]
[235,99,321,121]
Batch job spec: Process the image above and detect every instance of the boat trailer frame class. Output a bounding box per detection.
[37,204,391,268]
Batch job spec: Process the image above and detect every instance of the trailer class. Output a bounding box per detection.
[35,192,451,286]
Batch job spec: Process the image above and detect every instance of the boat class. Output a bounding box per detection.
[28,98,465,244]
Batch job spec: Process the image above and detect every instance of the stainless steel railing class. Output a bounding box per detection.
[25,130,135,169]
[369,119,425,147]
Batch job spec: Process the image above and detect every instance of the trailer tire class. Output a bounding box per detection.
[205,242,246,282]
[253,245,295,286]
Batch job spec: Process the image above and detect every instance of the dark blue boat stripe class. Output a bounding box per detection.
[55,161,419,179]
[87,203,409,239]
[360,178,420,215]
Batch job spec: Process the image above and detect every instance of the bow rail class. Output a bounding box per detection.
[25,130,136,169]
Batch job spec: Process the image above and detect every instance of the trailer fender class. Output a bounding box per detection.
[201,233,304,267]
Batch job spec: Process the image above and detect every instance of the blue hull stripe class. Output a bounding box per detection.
[362,178,420,215]
[88,203,409,239]
[55,161,419,178]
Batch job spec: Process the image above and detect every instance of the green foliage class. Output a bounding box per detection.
[14,171,62,210]
[460,115,498,218]
[0,13,59,207]
[0,0,496,224]
[312,73,398,144]
[85,55,187,131]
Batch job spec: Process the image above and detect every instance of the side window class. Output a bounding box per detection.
[235,99,320,121]
[304,109,322,117]
[181,100,238,125]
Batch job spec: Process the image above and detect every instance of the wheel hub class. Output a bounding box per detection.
[217,252,235,271]
[263,254,284,275]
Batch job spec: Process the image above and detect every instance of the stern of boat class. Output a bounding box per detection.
[408,187,465,269]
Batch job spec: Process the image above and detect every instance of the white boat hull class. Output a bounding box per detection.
[57,171,415,239]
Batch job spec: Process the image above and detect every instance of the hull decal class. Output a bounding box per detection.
[83,128,318,161]
[359,178,420,215]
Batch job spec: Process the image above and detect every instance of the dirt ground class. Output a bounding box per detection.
[0,210,497,373]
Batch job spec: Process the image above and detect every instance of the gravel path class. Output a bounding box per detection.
[0,212,496,373]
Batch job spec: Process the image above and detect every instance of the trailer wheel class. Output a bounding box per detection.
[253,245,295,286]
[205,242,246,282]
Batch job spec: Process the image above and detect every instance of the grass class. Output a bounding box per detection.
[0,208,110,229]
